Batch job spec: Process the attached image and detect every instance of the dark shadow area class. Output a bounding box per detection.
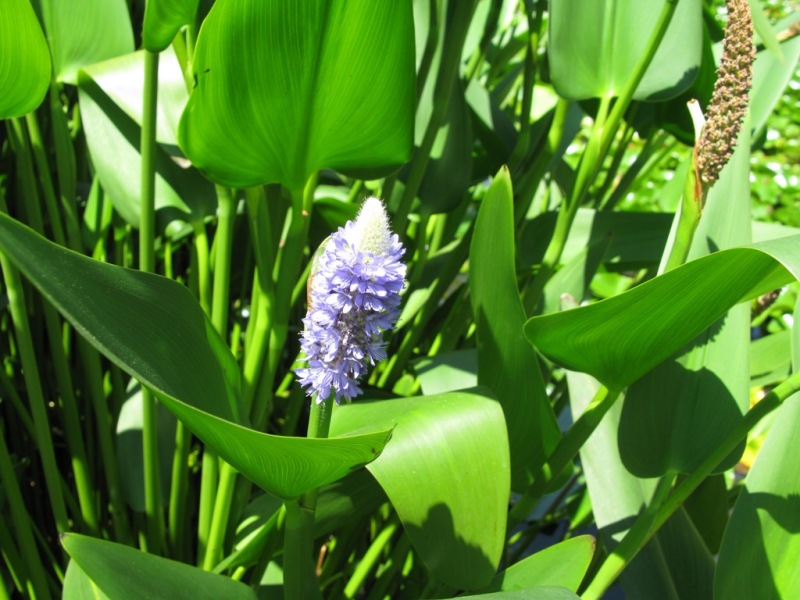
[402,502,497,593]
[620,362,744,478]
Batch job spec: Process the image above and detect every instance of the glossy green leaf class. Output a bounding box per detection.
[481,536,596,593]
[61,533,256,600]
[330,389,510,590]
[63,559,109,600]
[619,123,752,477]
[567,369,715,599]
[541,234,611,315]
[179,0,415,188]
[0,0,50,118]
[548,0,703,101]
[714,299,800,599]
[471,167,561,492]
[38,0,134,85]
[143,0,200,52]
[524,235,800,391]
[77,49,216,233]
[0,213,391,500]
[414,349,477,396]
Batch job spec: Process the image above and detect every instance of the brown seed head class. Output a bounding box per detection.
[696,0,756,186]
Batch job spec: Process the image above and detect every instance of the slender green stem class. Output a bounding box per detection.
[0,253,69,535]
[393,0,477,235]
[527,1,678,310]
[583,371,800,600]
[195,449,218,566]
[139,49,165,554]
[344,515,400,598]
[25,112,66,246]
[193,220,211,314]
[202,461,238,570]
[211,185,236,335]
[283,395,334,599]
[0,422,52,600]
[662,154,704,273]
[48,82,82,251]
[509,385,621,529]
[252,177,315,429]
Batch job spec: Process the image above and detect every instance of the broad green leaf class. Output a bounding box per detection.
[63,559,109,600]
[179,0,415,188]
[330,389,510,590]
[548,0,703,101]
[78,48,216,233]
[714,299,800,599]
[619,123,752,477]
[61,533,256,600]
[414,349,477,396]
[0,213,391,499]
[480,536,596,593]
[0,0,50,118]
[143,0,200,52]
[524,236,800,391]
[470,167,561,492]
[566,369,715,599]
[38,0,134,85]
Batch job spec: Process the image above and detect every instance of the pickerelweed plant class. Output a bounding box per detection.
[2,1,800,599]
[297,197,406,404]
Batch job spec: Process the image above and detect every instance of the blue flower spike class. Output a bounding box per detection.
[296,197,406,404]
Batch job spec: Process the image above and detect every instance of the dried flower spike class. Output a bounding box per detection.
[296,197,406,404]
[696,0,756,186]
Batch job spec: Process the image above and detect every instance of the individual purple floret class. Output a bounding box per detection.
[296,197,406,404]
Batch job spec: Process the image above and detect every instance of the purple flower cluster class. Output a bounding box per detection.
[296,198,406,404]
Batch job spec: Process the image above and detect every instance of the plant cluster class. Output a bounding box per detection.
[1,1,799,599]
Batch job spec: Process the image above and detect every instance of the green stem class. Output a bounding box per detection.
[284,395,334,600]
[139,49,165,555]
[662,154,703,273]
[0,422,52,600]
[344,515,400,599]
[193,220,211,314]
[527,0,678,309]
[202,461,238,570]
[25,111,66,246]
[48,82,82,251]
[393,0,477,235]
[583,371,800,600]
[195,449,218,566]
[509,385,621,529]
[0,253,69,535]
[211,185,236,335]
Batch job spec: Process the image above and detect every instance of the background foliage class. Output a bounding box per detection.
[1,0,799,599]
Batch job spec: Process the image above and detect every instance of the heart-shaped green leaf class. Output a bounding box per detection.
[0,212,390,499]
[0,0,51,118]
[143,0,200,52]
[548,0,703,101]
[61,533,256,600]
[38,0,134,85]
[178,0,415,188]
[330,389,510,590]
[524,235,800,391]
